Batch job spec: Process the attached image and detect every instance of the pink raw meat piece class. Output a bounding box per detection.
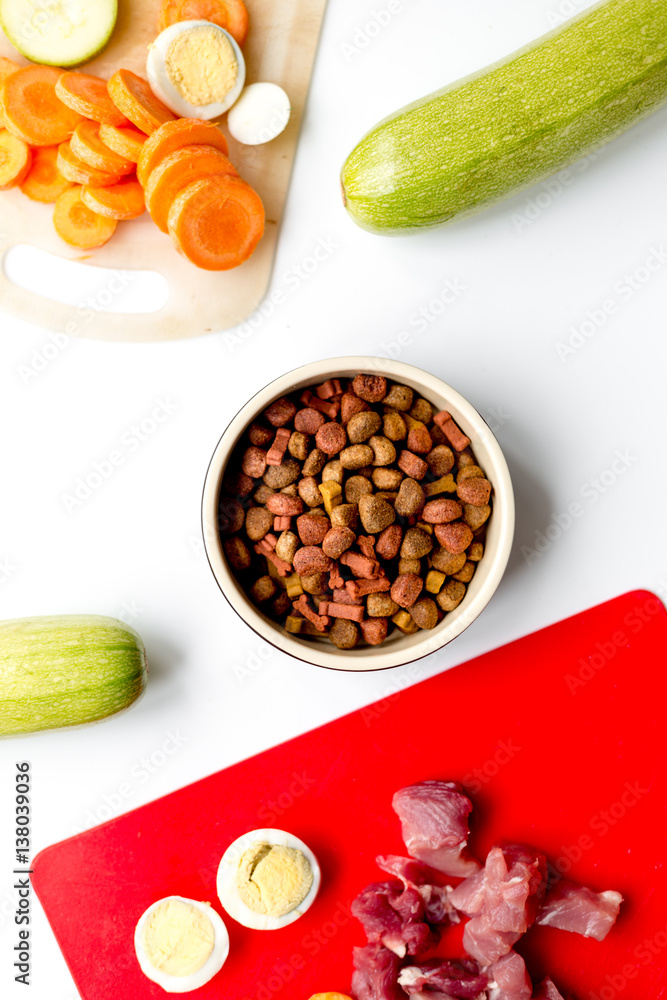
[351,942,405,1000]
[461,844,547,965]
[392,781,481,877]
[398,957,489,999]
[532,978,566,999]
[448,868,486,916]
[376,854,460,926]
[535,879,622,941]
[352,881,437,958]
[486,951,532,1000]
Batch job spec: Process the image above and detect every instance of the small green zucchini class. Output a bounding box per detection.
[341,0,667,234]
[0,615,147,737]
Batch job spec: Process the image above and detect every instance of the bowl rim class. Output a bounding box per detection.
[202,356,515,671]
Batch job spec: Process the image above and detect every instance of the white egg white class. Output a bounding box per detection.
[217,828,321,930]
[147,21,246,119]
[227,83,291,145]
[134,895,229,993]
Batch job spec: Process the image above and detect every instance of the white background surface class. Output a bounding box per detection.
[1,0,667,995]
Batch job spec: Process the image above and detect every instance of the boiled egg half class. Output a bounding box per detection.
[217,828,321,930]
[147,21,246,119]
[134,895,229,993]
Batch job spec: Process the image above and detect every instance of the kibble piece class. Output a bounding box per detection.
[401,527,433,559]
[319,480,343,515]
[347,410,382,443]
[281,483,298,496]
[435,522,474,554]
[430,547,467,575]
[422,498,463,524]
[253,483,275,505]
[463,503,491,531]
[284,615,303,634]
[285,573,304,598]
[383,384,413,411]
[458,477,492,506]
[242,446,267,478]
[298,476,325,508]
[399,558,422,575]
[409,596,438,630]
[454,561,476,584]
[245,506,274,541]
[353,373,387,402]
[322,527,356,560]
[265,494,303,516]
[410,397,433,424]
[425,570,446,594]
[275,530,300,563]
[272,591,291,617]
[219,498,245,534]
[248,422,274,447]
[329,618,359,649]
[424,474,457,497]
[457,464,485,483]
[395,478,425,517]
[265,396,297,427]
[367,593,400,617]
[294,407,326,434]
[265,429,290,469]
[407,425,433,455]
[302,448,326,476]
[398,450,428,480]
[223,470,254,497]
[358,494,396,534]
[369,435,396,467]
[434,411,471,451]
[458,450,476,468]
[293,545,333,577]
[321,459,344,485]
[263,459,301,489]
[296,513,330,545]
[392,609,420,635]
[468,541,484,562]
[391,572,424,609]
[375,524,402,559]
[316,421,347,456]
[340,444,374,470]
[372,467,403,490]
[301,572,329,595]
[437,579,467,612]
[288,431,309,461]
[250,575,277,604]
[360,617,389,645]
[340,391,370,423]
[224,537,252,571]
[345,475,374,504]
[330,503,359,529]
[383,411,407,441]
[427,444,455,477]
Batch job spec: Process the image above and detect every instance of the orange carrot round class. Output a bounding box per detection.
[137,118,229,187]
[167,173,264,270]
[57,142,123,188]
[99,123,146,163]
[0,56,21,128]
[20,145,71,202]
[108,70,176,135]
[54,186,118,249]
[0,66,84,146]
[56,72,130,128]
[70,120,135,176]
[82,178,145,220]
[158,0,249,47]
[0,129,32,190]
[144,143,237,232]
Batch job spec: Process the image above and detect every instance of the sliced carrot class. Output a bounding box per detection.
[0,129,32,190]
[99,123,146,162]
[137,118,229,187]
[20,145,71,202]
[82,178,145,220]
[56,72,130,128]
[54,186,117,249]
[70,120,135,175]
[158,0,249,47]
[167,174,264,270]
[57,142,123,188]
[145,144,237,232]
[0,57,21,129]
[0,66,83,146]
[108,70,176,135]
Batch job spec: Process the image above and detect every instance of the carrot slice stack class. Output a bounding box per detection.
[99,123,146,163]
[82,179,145,220]
[157,0,249,46]
[56,72,130,128]
[0,66,84,146]
[108,70,176,135]
[20,145,71,202]
[54,186,118,249]
[167,173,264,270]
[0,129,32,189]
[137,118,229,186]
[57,142,123,188]
[70,120,135,175]
[144,144,237,232]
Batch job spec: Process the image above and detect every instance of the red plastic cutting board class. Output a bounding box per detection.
[33,591,667,1000]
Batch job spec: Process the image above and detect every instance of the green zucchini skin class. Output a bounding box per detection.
[0,615,147,737]
[341,0,667,235]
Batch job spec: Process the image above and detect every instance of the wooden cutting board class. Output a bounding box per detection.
[0,0,327,341]
[31,591,667,999]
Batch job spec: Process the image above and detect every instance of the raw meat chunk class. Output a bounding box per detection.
[352,880,437,958]
[535,880,622,941]
[351,942,405,1000]
[486,951,532,1000]
[398,958,489,999]
[532,978,566,999]
[376,854,460,925]
[392,781,481,877]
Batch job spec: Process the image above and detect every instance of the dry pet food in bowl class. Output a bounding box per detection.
[202,358,514,671]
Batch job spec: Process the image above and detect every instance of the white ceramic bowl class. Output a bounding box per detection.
[202,358,514,671]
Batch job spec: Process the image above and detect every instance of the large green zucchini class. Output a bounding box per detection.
[0,615,147,737]
[341,0,667,234]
